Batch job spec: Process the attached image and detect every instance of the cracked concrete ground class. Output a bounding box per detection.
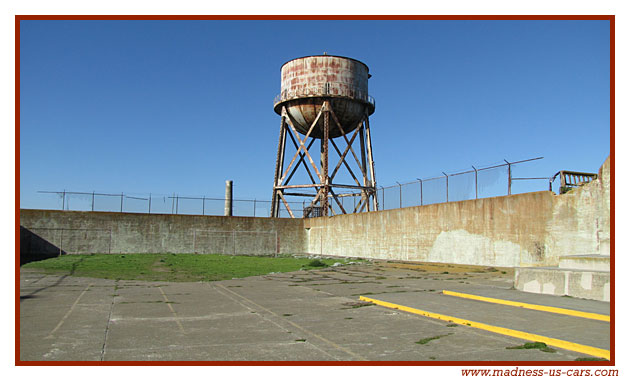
[19,261,610,362]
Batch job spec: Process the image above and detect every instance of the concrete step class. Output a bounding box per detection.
[515,267,610,302]
[559,254,610,272]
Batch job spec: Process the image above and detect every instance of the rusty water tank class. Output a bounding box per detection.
[273,55,375,139]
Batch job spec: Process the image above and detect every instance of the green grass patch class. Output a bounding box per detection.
[506,342,556,353]
[306,259,327,267]
[22,254,351,282]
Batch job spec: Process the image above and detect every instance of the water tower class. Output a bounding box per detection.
[271,54,378,218]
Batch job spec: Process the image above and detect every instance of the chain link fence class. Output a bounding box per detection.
[35,191,305,218]
[34,157,550,217]
[376,157,549,211]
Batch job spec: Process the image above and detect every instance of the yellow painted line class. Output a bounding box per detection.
[359,296,610,360]
[442,290,610,322]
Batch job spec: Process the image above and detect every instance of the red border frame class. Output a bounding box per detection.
[15,14,615,367]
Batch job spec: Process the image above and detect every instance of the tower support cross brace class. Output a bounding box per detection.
[271,102,377,218]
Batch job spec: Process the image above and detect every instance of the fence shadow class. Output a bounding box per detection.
[20,226,65,266]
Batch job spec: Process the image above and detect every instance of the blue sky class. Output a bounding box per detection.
[19,19,610,213]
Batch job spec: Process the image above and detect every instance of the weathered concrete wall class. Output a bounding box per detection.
[304,157,610,267]
[545,157,611,259]
[304,192,555,267]
[20,210,306,256]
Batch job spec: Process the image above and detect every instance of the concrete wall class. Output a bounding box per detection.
[304,157,610,267]
[304,192,555,267]
[546,157,611,259]
[20,210,306,257]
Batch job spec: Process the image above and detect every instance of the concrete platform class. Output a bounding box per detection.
[514,267,610,302]
[515,252,611,302]
[559,255,610,272]
[19,261,611,362]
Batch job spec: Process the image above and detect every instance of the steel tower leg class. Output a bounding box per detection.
[271,110,287,217]
[321,101,330,216]
[364,114,378,211]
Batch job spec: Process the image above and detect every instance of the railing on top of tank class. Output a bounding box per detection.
[273,84,375,109]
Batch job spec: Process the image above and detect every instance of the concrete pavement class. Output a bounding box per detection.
[19,261,610,362]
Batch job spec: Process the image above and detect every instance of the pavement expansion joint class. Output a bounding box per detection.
[100,280,118,361]
[213,283,367,361]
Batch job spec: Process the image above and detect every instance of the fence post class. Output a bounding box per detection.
[176,194,179,214]
[202,196,205,216]
[442,172,449,202]
[92,191,95,211]
[504,159,512,195]
[416,178,423,206]
[148,193,152,214]
[62,190,66,211]
[381,187,385,210]
[396,182,402,209]
[253,199,257,217]
[120,193,124,212]
[472,166,478,199]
